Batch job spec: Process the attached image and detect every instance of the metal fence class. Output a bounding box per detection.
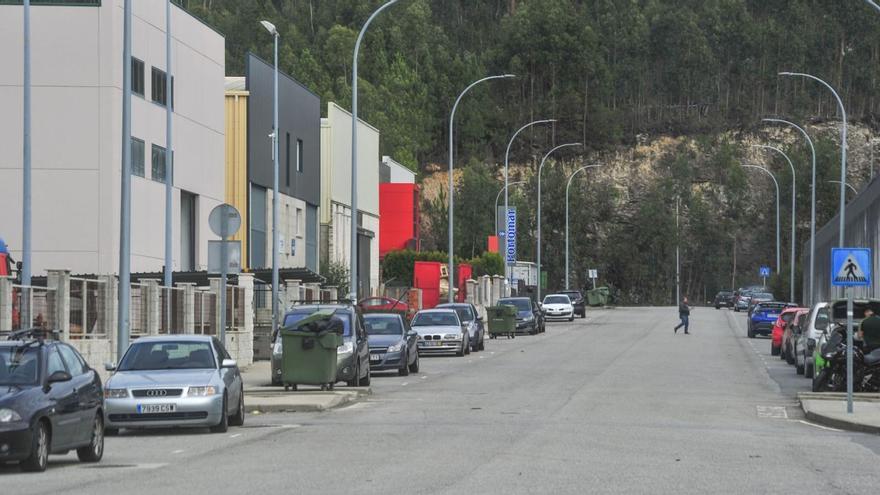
[69,278,108,339]
[194,289,216,335]
[129,283,147,339]
[159,286,186,334]
[226,286,245,333]
[11,284,56,332]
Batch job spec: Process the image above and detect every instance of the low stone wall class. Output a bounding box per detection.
[69,338,114,370]
[225,331,253,365]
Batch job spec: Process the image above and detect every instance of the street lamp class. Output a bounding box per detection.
[21,0,32,327]
[762,118,817,305]
[164,0,174,331]
[865,0,880,13]
[829,180,857,195]
[447,74,515,303]
[743,164,780,274]
[779,72,847,248]
[565,165,601,290]
[504,119,555,285]
[117,0,133,359]
[536,142,582,300]
[351,0,401,302]
[260,19,280,334]
[494,181,526,235]
[753,144,796,303]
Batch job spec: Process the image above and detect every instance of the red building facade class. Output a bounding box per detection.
[379,183,420,258]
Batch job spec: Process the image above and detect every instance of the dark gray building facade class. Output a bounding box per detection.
[245,53,320,272]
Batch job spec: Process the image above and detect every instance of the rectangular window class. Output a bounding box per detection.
[285,132,291,188]
[151,144,167,184]
[131,137,145,177]
[296,208,304,237]
[180,191,197,271]
[151,67,174,108]
[297,139,304,172]
[132,58,145,97]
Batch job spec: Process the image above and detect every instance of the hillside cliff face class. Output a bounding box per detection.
[419,123,878,304]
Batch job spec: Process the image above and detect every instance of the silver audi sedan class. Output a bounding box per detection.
[103,335,244,434]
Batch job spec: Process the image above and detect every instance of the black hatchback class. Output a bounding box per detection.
[0,329,104,472]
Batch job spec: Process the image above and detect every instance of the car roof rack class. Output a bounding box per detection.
[6,327,60,344]
[289,299,355,306]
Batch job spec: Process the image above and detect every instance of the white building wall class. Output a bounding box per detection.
[0,1,225,276]
[265,190,309,269]
[383,155,416,184]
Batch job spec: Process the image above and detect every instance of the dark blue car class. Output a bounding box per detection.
[364,313,420,376]
[748,302,794,338]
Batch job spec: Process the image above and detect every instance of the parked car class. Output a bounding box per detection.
[748,301,793,338]
[0,329,105,472]
[272,304,371,387]
[734,291,752,312]
[497,297,545,334]
[770,307,804,356]
[713,291,734,309]
[811,299,880,388]
[779,307,807,362]
[437,302,485,352]
[363,313,420,376]
[794,302,830,379]
[747,292,775,315]
[559,290,586,318]
[104,335,244,435]
[411,309,469,356]
[542,294,575,322]
[358,296,409,314]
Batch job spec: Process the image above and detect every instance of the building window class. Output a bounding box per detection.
[151,67,174,108]
[180,191,197,271]
[132,58,145,97]
[151,144,167,184]
[296,208,304,237]
[131,137,145,177]
[285,132,291,188]
[297,139,304,172]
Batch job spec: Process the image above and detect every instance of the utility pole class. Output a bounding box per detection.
[164,0,174,331]
[21,0,32,327]
[117,0,133,360]
[675,197,680,305]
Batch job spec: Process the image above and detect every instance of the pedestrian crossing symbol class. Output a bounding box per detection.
[831,248,872,287]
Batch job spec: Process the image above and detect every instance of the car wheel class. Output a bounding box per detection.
[346,362,359,387]
[229,387,245,427]
[478,338,485,351]
[359,361,371,386]
[210,394,229,433]
[399,353,410,376]
[747,326,755,338]
[813,368,831,392]
[786,348,795,365]
[20,420,49,472]
[805,355,814,379]
[569,316,574,322]
[715,305,720,310]
[456,341,466,357]
[771,345,780,356]
[796,360,805,375]
[409,353,420,373]
[76,414,104,463]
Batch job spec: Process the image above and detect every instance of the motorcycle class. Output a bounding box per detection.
[812,323,880,392]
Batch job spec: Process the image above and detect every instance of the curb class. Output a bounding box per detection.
[244,388,371,414]
[803,409,880,435]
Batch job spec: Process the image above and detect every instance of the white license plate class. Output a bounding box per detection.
[767,314,778,318]
[138,403,177,414]
[424,341,442,346]
[370,354,383,362]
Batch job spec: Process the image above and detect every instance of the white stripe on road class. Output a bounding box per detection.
[797,420,843,432]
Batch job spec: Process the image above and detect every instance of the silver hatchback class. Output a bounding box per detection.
[103,335,244,434]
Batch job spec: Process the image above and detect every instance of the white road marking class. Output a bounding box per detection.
[401,382,409,386]
[756,405,788,419]
[171,449,185,454]
[796,420,843,432]
[229,433,242,438]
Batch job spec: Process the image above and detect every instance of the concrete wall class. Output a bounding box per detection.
[264,189,312,270]
[382,155,416,184]
[0,0,225,276]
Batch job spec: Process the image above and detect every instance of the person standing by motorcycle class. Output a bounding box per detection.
[674,296,690,335]
[858,307,880,352]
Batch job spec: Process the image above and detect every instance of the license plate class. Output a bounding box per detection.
[767,314,778,318]
[426,341,442,346]
[370,354,383,363]
[137,403,176,414]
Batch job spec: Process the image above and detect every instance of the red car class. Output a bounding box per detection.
[358,296,410,313]
[771,307,806,356]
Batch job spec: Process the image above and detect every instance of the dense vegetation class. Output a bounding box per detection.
[183,1,880,304]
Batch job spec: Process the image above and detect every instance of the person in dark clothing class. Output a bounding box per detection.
[858,308,880,351]
[674,297,690,334]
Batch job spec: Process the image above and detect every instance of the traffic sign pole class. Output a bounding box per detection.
[846,290,854,414]
[830,247,872,415]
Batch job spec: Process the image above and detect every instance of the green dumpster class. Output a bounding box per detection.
[487,305,517,339]
[586,287,610,307]
[280,309,344,391]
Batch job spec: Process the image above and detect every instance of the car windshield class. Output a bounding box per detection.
[754,293,773,300]
[544,296,570,304]
[412,312,459,327]
[0,345,40,386]
[362,298,391,307]
[284,309,352,337]
[118,340,216,371]
[364,315,403,335]
[499,299,531,312]
[561,292,581,300]
[439,305,474,323]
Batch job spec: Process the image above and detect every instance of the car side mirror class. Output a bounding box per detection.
[406,331,418,338]
[476,316,483,321]
[104,362,117,372]
[47,370,72,384]
[221,358,237,368]
[815,321,827,331]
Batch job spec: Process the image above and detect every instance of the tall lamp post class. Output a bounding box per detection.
[743,164,781,274]
[829,180,857,195]
[117,0,133,359]
[763,118,817,305]
[351,0,400,302]
[779,72,847,248]
[504,119,555,285]
[260,20,280,333]
[565,165,600,290]
[865,0,880,13]
[447,74,515,303]
[21,0,32,327]
[164,0,174,331]
[536,143,581,300]
[495,181,526,236]
[753,144,797,303]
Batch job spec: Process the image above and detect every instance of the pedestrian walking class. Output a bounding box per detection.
[674,297,690,334]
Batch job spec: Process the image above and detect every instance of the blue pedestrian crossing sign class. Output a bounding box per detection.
[831,248,872,287]
[759,266,771,277]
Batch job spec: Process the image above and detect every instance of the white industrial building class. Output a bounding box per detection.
[0,0,225,276]
[320,102,380,297]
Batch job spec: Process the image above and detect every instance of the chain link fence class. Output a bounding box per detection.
[69,278,108,339]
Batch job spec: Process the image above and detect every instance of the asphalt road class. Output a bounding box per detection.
[4,307,880,494]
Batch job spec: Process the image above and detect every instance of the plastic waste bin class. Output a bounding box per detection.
[587,287,610,307]
[280,309,345,391]
[487,305,517,339]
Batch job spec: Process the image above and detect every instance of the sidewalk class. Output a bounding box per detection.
[798,392,880,434]
[241,360,371,414]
